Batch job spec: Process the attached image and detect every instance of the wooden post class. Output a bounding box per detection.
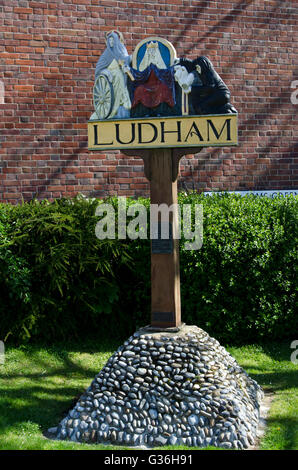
[123,147,202,330]
[149,148,181,328]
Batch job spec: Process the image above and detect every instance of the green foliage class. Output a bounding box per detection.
[0,193,297,345]
[0,196,132,343]
[178,192,298,343]
[0,209,32,341]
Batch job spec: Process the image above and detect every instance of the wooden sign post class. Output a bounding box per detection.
[123,147,202,329]
[89,113,238,330]
[88,33,238,331]
[149,148,181,328]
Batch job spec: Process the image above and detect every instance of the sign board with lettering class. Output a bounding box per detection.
[88,32,239,329]
[88,114,237,150]
[89,32,238,154]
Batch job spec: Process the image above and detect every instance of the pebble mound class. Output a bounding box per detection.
[49,325,263,449]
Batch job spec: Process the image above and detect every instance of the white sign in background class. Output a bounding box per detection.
[203,190,298,198]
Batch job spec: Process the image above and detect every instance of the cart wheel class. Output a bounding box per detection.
[93,74,114,120]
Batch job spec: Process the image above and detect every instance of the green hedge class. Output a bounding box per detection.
[179,193,297,343]
[0,193,297,345]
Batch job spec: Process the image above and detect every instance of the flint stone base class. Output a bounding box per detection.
[49,325,263,449]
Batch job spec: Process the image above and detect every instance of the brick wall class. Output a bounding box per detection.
[0,0,297,203]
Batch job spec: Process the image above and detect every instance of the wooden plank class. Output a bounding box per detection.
[149,148,181,328]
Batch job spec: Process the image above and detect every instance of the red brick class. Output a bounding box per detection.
[14,7,33,14]
[0,0,296,202]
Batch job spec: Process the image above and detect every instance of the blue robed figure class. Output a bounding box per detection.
[129,41,178,118]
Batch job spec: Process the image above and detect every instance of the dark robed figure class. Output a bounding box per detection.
[178,56,237,115]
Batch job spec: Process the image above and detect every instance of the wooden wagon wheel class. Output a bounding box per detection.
[93,74,114,120]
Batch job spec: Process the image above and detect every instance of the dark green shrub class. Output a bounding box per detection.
[0,196,132,343]
[121,193,297,344]
[0,208,33,341]
[178,192,298,343]
[0,193,297,345]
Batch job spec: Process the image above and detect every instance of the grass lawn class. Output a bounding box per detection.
[0,339,297,450]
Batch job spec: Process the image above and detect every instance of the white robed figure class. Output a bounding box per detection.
[139,41,167,71]
[93,31,131,119]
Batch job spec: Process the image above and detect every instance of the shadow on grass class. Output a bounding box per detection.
[19,336,123,355]
[2,338,122,378]
[0,339,122,436]
[259,342,296,363]
[233,342,298,391]
[260,416,298,451]
[243,369,298,392]
[0,386,85,430]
